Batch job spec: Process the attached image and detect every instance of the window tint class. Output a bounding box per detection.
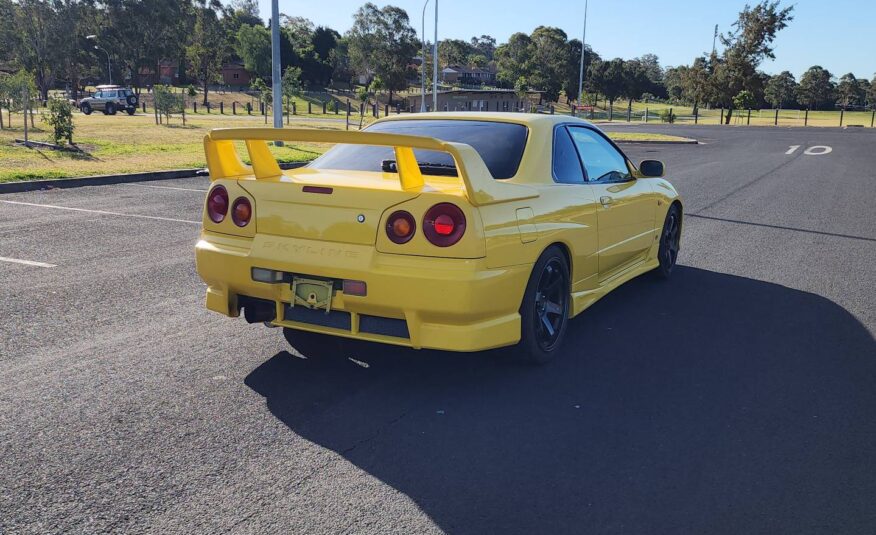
[552,127,584,183]
[567,127,631,183]
[309,120,529,179]
[105,91,117,98]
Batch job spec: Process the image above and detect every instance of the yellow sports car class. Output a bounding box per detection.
[195,113,682,363]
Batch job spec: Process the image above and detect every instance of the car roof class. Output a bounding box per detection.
[95,85,122,90]
[370,112,600,186]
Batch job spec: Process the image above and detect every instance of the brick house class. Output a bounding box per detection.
[222,61,252,88]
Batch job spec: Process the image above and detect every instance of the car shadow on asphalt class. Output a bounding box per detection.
[244,266,876,534]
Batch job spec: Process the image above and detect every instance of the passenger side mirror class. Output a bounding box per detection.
[639,160,664,178]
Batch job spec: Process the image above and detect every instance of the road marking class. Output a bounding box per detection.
[121,183,207,193]
[787,145,832,156]
[0,256,56,268]
[804,145,832,156]
[0,200,201,225]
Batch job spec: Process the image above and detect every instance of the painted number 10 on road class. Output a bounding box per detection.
[787,145,832,155]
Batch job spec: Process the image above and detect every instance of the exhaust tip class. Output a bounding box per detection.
[239,296,276,324]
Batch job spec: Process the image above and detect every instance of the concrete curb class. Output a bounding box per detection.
[0,162,309,194]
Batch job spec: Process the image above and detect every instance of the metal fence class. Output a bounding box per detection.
[574,105,876,128]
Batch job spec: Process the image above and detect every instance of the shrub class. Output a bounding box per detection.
[153,85,184,124]
[659,108,676,124]
[42,98,75,145]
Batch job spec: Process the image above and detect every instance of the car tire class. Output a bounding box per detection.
[105,103,116,115]
[126,107,136,116]
[513,245,571,364]
[655,204,682,279]
[126,94,138,107]
[80,103,92,115]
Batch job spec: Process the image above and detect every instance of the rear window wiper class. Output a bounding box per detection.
[381,159,458,176]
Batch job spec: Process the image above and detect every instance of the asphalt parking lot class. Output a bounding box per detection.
[2,124,875,534]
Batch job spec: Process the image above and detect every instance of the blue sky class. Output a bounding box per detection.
[253,0,874,80]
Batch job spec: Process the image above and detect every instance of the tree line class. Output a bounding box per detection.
[1,0,873,115]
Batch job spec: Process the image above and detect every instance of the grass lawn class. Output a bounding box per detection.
[0,111,377,183]
[607,132,693,142]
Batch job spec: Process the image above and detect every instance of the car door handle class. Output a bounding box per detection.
[600,196,613,207]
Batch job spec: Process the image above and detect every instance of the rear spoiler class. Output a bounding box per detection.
[203,128,538,207]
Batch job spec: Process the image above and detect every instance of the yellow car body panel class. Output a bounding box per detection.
[195,112,682,352]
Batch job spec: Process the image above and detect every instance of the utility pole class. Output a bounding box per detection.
[420,0,430,112]
[577,0,588,112]
[712,24,719,55]
[432,0,438,112]
[271,0,283,142]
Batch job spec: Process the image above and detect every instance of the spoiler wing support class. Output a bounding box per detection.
[203,128,537,207]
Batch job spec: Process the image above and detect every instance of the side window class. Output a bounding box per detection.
[106,91,117,98]
[567,127,632,183]
[552,126,584,184]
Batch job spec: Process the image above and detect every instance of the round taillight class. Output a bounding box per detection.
[206,186,228,223]
[386,210,416,244]
[423,203,466,247]
[231,197,252,227]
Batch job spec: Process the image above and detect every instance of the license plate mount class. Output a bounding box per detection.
[291,277,334,313]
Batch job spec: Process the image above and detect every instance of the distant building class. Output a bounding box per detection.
[137,60,179,86]
[441,65,497,84]
[222,61,252,88]
[406,89,544,113]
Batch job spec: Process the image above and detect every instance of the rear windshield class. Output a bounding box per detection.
[308,120,528,179]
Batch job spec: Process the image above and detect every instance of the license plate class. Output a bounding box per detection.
[291,277,334,313]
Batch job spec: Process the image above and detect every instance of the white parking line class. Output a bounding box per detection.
[121,183,207,193]
[0,256,56,268]
[0,200,201,225]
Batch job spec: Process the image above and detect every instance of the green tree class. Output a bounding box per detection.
[622,59,650,109]
[589,58,626,109]
[438,39,473,67]
[867,75,876,110]
[663,66,685,101]
[281,66,303,99]
[764,71,798,108]
[153,84,183,124]
[0,0,65,101]
[680,57,713,113]
[836,73,865,109]
[797,66,835,110]
[187,0,227,105]
[733,89,756,110]
[235,24,272,79]
[346,3,417,105]
[43,98,74,145]
[711,1,794,123]
[470,35,496,60]
[562,41,598,104]
[495,32,533,88]
[100,0,190,92]
[527,26,569,103]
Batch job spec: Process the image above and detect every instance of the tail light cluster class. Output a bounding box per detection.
[207,186,252,227]
[386,203,466,247]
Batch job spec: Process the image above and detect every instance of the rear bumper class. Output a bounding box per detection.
[195,231,530,352]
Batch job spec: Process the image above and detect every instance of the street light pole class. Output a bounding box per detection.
[86,35,112,85]
[432,0,438,111]
[420,0,430,112]
[270,0,283,136]
[577,0,588,113]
